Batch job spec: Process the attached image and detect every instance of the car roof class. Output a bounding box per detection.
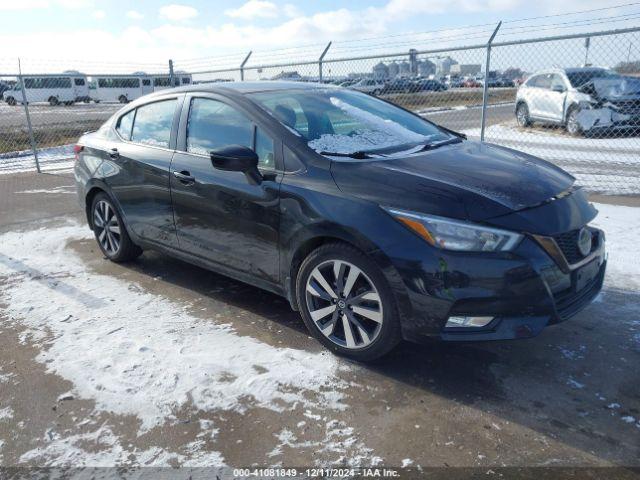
[533,67,609,76]
[156,80,339,96]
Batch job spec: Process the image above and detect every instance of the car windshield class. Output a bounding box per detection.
[566,69,617,87]
[248,88,450,156]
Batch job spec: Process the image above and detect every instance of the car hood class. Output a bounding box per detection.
[330,140,575,222]
[579,76,640,101]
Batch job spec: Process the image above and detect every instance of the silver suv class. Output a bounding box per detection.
[515,67,640,136]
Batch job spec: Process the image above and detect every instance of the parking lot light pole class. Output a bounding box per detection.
[169,59,174,87]
[318,41,332,82]
[240,51,252,81]
[17,58,40,173]
[480,21,502,143]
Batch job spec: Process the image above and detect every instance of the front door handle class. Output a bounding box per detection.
[173,170,195,184]
[109,148,120,159]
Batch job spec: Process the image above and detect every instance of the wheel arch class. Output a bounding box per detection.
[284,224,409,323]
[85,185,107,229]
[564,101,580,125]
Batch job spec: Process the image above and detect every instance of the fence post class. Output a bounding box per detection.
[318,41,332,82]
[169,59,174,86]
[17,58,40,173]
[240,51,252,81]
[480,22,501,142]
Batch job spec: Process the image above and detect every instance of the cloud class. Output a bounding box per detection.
[283,4,301,18]
[92,10,106,19]
[126,10,144,20]
[0,0,92,9]
[159,4,198,22]
[225,0,278,19]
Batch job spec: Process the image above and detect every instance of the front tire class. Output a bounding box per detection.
[118,95,128,104]
[516,102,531,127]
[91,193,142,262]
[6,97,16,106]
[49,96,59,106]
[295,243,401,361]
[566,107,582,136]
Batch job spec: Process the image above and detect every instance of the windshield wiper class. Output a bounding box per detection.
[319,150,372,159]
[417,136,463,152]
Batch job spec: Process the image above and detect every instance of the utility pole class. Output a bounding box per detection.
[584,37,591,66]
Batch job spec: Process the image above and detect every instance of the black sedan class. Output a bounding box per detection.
[74,81,606,361]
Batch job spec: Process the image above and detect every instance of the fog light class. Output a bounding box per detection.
[445,316,494,328]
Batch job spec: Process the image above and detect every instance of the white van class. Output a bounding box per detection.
[152,73,192,91]
[91,76,154,103]
[2,74,89,106]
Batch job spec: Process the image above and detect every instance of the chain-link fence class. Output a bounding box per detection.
[1,26,639,195]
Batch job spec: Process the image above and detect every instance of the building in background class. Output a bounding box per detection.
[450,63,481,76]
[372,62,390,79]
[434,56,458,76]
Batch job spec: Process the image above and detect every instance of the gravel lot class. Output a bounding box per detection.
[0,172,638,473]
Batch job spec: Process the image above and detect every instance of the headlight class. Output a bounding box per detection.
[383,207,523,252]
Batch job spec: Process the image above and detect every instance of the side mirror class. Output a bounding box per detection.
[210,145,262,185]
[551,85,565,93]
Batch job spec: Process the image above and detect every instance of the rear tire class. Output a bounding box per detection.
[118,95,128,104]
[49,96,59,106]
[6,97,16,106]
[91,192,142,263]
[516,102,531,127]
[295,243,402,361]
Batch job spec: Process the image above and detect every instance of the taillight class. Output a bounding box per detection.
[73,144,83,161]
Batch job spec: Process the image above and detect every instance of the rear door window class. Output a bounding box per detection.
[116,110,135,140]
[131,99,177,148]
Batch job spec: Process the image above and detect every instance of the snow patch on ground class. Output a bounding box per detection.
[0,145,75,175]
[20,425,225,467]
[0,406,14,420]
[16,186,75,195]
[0,222,355,465]
[591,203,640,292]
[466,124,640,151]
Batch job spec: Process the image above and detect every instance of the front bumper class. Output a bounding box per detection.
[387,228,606,343]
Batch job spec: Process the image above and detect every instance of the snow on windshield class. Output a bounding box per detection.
[308,96,432,154]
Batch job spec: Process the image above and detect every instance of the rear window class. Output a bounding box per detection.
[116,110,135,140]
[131,100,176,148]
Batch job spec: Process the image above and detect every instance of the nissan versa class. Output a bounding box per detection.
[74,82,606,361]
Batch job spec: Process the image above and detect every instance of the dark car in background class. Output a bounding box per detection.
[74,82,606,361]
[412,79,447,92]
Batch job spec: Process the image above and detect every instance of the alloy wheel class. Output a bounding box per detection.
[93,200,121,256]
[305,259,383,350]
[516,104,529,127]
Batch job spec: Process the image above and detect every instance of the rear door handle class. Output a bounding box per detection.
[109,148,120,159]
[173,170,195,184]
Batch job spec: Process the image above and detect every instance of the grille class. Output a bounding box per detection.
[553,228,598,265]
[553,229,582,264]
[611,99,640,115]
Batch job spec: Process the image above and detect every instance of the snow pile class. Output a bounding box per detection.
[0,223,347,438]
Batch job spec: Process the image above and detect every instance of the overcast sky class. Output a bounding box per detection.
[0,0,637,72]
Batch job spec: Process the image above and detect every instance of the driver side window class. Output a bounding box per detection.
[186,97,275,169]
